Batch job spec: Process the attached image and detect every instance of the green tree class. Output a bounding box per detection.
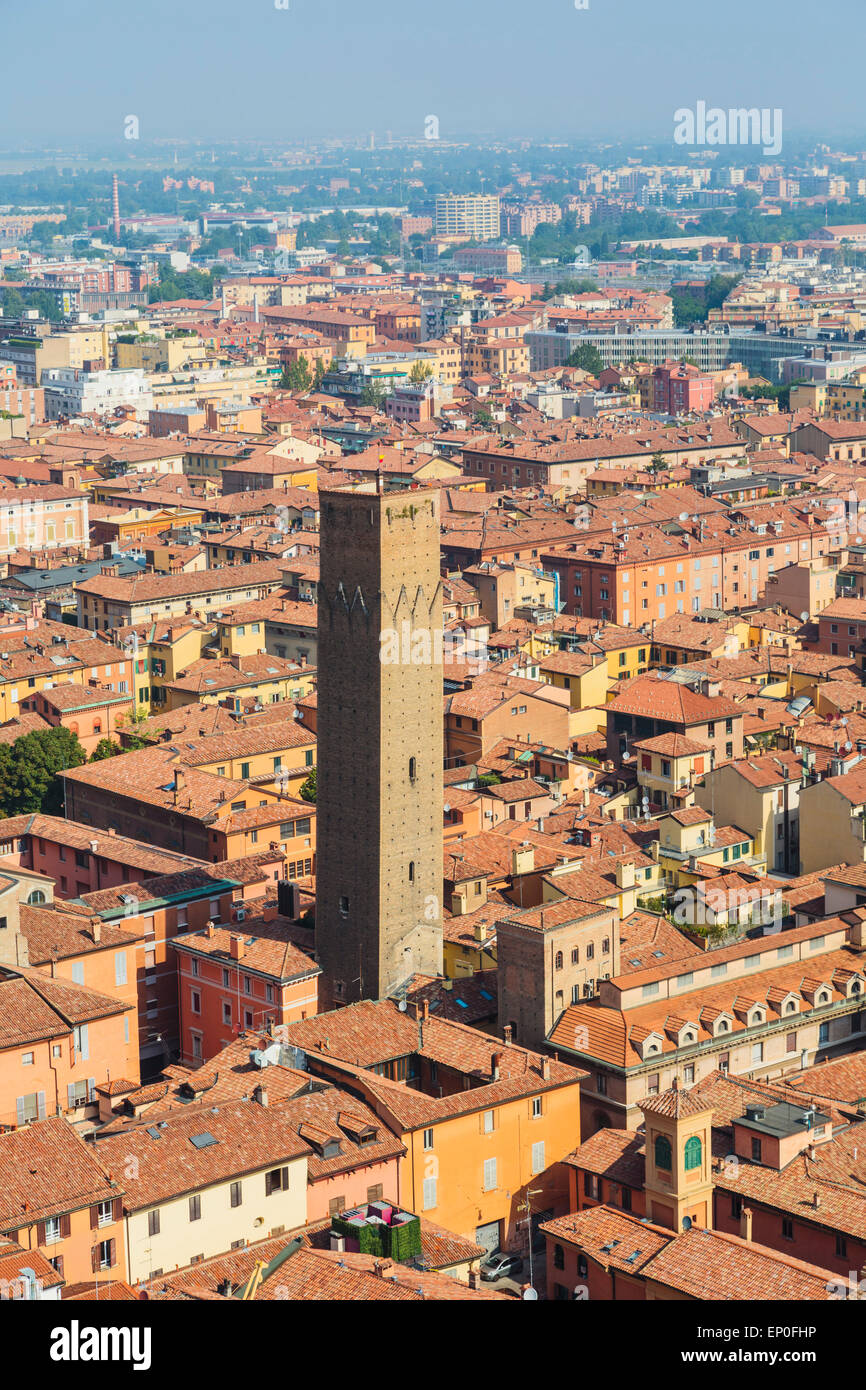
[360,377,388,410]
[311,358,327,391]
[648,451,669,474]
[299,767,317,803]
[90,737,145,761]
[542,277,598,300]
[281,355,312,392]
[564,343,604,375]
[0,727,87,817]
[408,360,433,385]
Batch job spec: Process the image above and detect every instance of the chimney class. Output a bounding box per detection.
[503,1023,513,1046]
[91,919,102,944]
[491,1051,503,1081]
[230,935,245,960]
[541,1056,551,1081]
[173,769,185,805]
[253,1085,268,1107]
[616,860,635,890]
[813,1190,821,1209]
[740,1205,753,1242]
[421,999,429,1021]
[263,902,278,922]
[206,920,216,938]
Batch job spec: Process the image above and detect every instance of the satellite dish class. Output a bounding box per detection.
[679,511,689,522]
[444,802,451,814]
[398,999,407,1012]
[800,611,809,623]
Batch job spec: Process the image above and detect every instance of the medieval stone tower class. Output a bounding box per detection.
[316,481,444,1004]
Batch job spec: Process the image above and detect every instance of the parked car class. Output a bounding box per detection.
[480,1251,524,1282]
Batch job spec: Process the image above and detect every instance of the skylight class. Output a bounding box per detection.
[189,1131,218,1149]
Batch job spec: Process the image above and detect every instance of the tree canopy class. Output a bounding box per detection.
[564,342,605,375]
[0,727,87,818]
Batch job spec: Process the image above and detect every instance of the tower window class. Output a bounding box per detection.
[654,1134,672,1171]
[409,757,417,781]
[408,862,415,883]
[684,1136,702,1171]
[339,896,349,916]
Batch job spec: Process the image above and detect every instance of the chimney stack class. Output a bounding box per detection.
[541,1056,551,1081]
[230,935,245,960]
[740,1205,753,1242]
[491,1051,502,1081]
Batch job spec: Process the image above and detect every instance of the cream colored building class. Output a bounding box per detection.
[96,1098,309,1283]
[435,194,501,241]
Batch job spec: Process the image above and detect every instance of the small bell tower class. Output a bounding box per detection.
[639,1080,714,1233]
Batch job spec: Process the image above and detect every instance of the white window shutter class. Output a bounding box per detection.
[37,1091,46,1120]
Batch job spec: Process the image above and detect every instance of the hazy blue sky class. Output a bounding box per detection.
[4,0,864,146]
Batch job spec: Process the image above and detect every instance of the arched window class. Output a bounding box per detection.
[27,889,46,905]
[655,1134,672,1170]
[554,951,563,970]
[408,861,415,883]
[553,1243,564,1270]
[684,1135,702,1171]
[408,757,416,781]
[786,1000,796,1013]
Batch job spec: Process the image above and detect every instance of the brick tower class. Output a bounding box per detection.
[316,481,444,1004]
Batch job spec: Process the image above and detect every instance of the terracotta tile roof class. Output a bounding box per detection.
[643,1223,850,1300]
[562,1126,646,1188]
[606,674,742,724]
[20,903,146,965]
[75,561,287,604]
[0,1236,64,1291]
[0,1117,119,1229]
[632,732,712,757]
[93,1096,310,1211]
[618,909,703,973]
[0,966,131,1049]
[640,1082,712,1120]
[282,999,584,1127]
[62,1280,139,1300]
[550,934,863,1067]
[541,1205,671,1273]
[149,1234,503,1301]
[172,923,319,984]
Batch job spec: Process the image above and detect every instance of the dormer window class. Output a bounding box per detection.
[817,992,829,1006]
[785,1000,796,1013]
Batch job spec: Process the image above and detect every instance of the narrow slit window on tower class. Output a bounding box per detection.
[408,862,415,883]
[409,757,416,781]
[339,895,349,916]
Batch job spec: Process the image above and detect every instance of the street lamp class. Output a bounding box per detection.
[517,1187,543,1295]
